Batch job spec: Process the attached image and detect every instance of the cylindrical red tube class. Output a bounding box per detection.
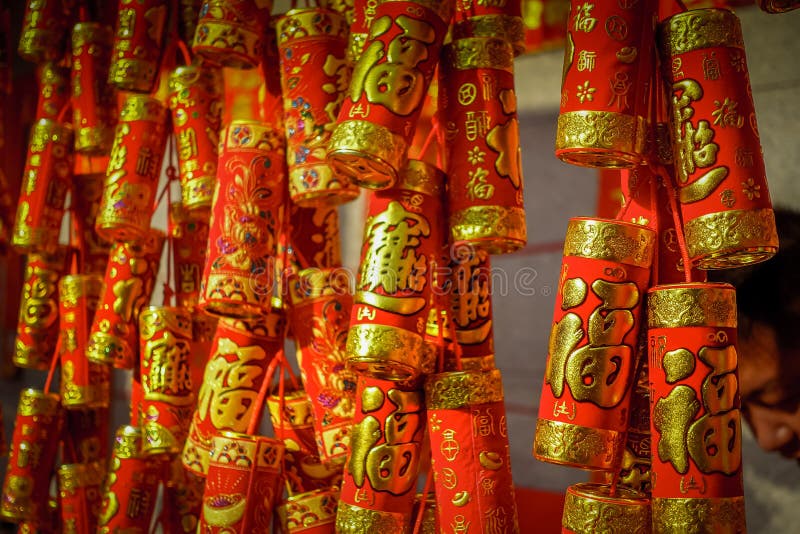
[18,0,70,63]
[96,426,161,533]
[139,306,195,456]
[71,22,116,154]
[59,274,110,409]
[168,63,223,216]
[441,37,526,254]
[108,0,168,92]
[12,119,73,254]
[96,94,168,242]
[192,0,273,69]
[647,282,746,532]
[336,375,424,534]
[86,230,165,369]
[561,483,651,533]
[198,432,286,531]
[182,314,284,476]
[35,63,71,121]
[71,173,113,275]
[327,0,455,189]
[453,0,525,55]
[0,390,63,524]
[533,218,655,471]
[58,461,105,534]
[658,8,778,269]
[288,267,355,465]
[555,0,656,167]
[347,160,446,380]
[425,369,520,533]
[200,120,287,319]
[170,202,210,309]
[277,7,359,207]
[13,247,69,370]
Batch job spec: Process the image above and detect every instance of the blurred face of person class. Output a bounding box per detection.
[738,321,800,462]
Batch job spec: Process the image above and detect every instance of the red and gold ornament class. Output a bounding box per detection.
[327,0,455,189]
[200,120,287,318]
[288,204,343,272]
[449,246,495,363]
[288,267,355,465]
[658,8,778,268]
[170,202,210,309]
[0,390,63,524]
[108,0,168,92]
[12,119,73,253]
[71,173,112,275]
[35,63,71,121]
[182,314,284,476]
[278,487,340,534]
[336,375,425,534]
[139,306,195,456]
[168,63,224,215]
[86,230,165,369]
[561,482,651,533]
[14,247,69,370]
[453,0,526,56]
[57,461,105,534]
[71,22,116,154]
[425,369,520,534]
[440,37,527,253]
[59,274,110,409]
[555,0,656,167]
[347,160,446,380]
[647,282,746,532]
[96,94,169,242]
[277,7,359,207]
[198,432,286,532]
[533,217,655,471]
[192,0,273,69]
[18,0,70,63]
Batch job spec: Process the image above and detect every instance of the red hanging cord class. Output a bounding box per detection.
[176,38,192,66]
[246,356,281,436]
[656,165,692,283]
[43,338,62,394]
[411,472,435,534]
[162,135,177,306]
[649,173,660,285]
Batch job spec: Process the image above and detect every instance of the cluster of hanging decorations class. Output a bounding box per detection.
[0,0,796,532]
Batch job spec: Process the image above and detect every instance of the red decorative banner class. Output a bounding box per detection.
[96,94,168,242]
[556,0,656,167]
[336,375,424,533]
[659,8,777,268]
[87,230,165,369]
[277,7,359,206]
[328,0,455,189]
[168,63,223,215]
[441,37,526,253]
[108,0,168,92]
[347,160,446,380]
[647,282,745,532]
[425,369,520,533]
[534,218,654,471]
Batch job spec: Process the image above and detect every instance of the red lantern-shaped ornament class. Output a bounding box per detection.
[647,283,746,532]
[59,274,110,409]
[86,230,165,369]
[12,119,73,253]
[327,0,455,189]
[336,375,424,534]
[425,369,520,534]
[71,22,116,154]
[555,0,656,167]
[168,63,224,215]
[534,218,655,471]
[200,120,286,318]
[198,432,286,531]
[441,37,527,254]
[0,390,63,524]
[96,94,168,242]
[14,247,69,370]
[170,202,210,309]
[288,267,355,465]
[108,0,168,92]
[347,160,446,380]
[139,306,195,456]
[193,0,273,69]
[96,426,161,533]
[183,314,284,476]
[277,7,359,207]
[658,8,778,268]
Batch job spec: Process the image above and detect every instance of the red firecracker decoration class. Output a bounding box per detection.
[192,0,273,69]
[560,482,650,533]
[170,202,210,309]
[108,0,168,92]
[18,0,71,63]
